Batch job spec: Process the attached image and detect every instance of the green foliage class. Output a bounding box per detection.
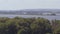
[17,29,25,34]
[52,20,60,34]
[0,17,60,34]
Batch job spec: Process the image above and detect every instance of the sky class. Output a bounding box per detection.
[0,0,60,10]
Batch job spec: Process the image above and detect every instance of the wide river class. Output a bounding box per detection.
[0,14,60,20]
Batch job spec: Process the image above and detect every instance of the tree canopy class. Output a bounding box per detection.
[0,17,60,34]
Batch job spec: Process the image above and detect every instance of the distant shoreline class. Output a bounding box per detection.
[0,14,57,16]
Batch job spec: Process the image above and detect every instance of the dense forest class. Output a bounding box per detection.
[0,17,60,34]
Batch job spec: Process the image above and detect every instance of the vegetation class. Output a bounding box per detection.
[0,17,60,34]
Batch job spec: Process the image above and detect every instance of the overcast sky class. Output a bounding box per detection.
[0,0,60,10]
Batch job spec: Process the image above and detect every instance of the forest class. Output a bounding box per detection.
[0,17,60,34]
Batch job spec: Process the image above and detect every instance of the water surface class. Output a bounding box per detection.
[0,14,60,20]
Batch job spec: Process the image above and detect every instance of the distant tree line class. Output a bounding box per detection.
[0,17,60,34]
[0,11,56,15]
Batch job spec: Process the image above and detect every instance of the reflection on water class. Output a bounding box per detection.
[0,14,60,20]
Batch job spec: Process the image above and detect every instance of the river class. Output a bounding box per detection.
[0,14,60,20]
